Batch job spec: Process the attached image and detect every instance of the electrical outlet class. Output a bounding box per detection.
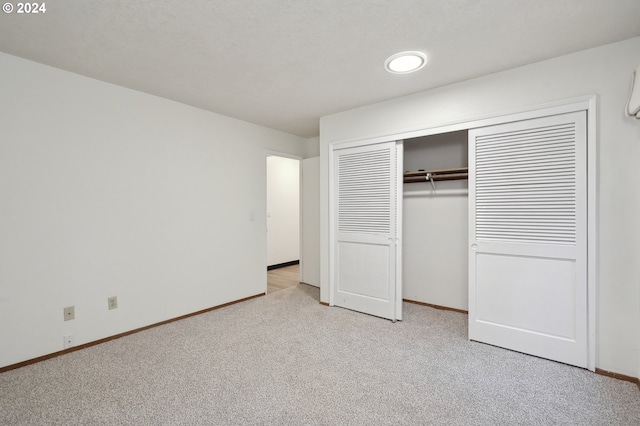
[108,296,118,310]
[63,306,75,321]
[63,334,75,349]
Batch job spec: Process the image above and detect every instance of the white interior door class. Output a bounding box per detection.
[331,141,402,321]
[469,111,588,368]
[301,157,320,287]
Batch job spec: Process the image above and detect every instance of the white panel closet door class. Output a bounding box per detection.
[469,111,588,368]
[331,141,402,321]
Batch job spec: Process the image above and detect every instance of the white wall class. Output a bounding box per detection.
[320,37,640,377]
[266,156,300,266]
[306,136,320,158]
[301,156,320,287]
[0,52,307,369]
[403,132,468,310]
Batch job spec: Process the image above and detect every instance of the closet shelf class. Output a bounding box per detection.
[404,167,468,184]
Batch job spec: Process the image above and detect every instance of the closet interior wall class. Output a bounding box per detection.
[403,130,469,311]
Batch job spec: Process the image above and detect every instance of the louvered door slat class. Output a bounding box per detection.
[475,122,576,244]
[338,147,392,234]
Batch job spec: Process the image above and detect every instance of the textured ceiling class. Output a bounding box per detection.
[1,0,640,137]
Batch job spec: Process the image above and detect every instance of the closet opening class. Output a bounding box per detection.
[402,130,469,313]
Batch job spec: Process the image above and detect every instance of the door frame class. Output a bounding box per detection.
[265,150,303,294]
[327,95,596,370]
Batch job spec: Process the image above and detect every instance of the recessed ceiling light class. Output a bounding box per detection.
[384,51,428,74]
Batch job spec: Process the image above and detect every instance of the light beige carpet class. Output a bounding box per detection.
[1,284,639,425]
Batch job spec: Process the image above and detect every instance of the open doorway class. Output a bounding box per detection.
[266,154,301,293]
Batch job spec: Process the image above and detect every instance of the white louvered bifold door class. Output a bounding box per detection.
[469,111,588,368]
[332,141,402,321]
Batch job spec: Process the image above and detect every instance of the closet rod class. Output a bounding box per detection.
[403,167,468,184]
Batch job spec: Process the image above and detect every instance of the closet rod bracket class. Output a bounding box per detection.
[425,173,436,190]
